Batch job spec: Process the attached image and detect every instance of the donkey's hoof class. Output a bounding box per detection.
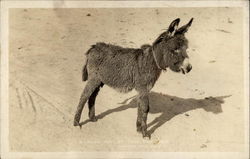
[89,116,98,122]
[143,133,151,140]
[137,127,142,133]
[73,120,80,126]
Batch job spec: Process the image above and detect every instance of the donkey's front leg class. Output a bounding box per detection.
[138,93,150,139]
[136,103,142,133]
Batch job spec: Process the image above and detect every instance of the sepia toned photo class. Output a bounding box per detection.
[1,1,249,159]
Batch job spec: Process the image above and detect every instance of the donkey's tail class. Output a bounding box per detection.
[82,60,88,81]
[82,45,96,81]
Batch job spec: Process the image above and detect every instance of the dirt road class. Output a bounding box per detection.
[9,8,246,152]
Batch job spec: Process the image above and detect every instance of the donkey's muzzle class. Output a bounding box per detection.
[186,64,192,73]
[181,64,192,74]
[180,58,192,74]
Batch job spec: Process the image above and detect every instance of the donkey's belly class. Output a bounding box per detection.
[97,62,136,93]
[99,71,135,93]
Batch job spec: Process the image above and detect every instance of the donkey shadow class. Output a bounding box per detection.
[80,92,231,135]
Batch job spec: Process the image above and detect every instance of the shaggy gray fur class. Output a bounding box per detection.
[74,18,194,139]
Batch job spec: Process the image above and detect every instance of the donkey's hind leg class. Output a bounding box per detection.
[88,83,104,122]
[74,78,102,126]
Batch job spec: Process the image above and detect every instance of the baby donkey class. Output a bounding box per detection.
[74,18,194,139]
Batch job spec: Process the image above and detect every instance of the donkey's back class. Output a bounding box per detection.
[88,42,142,55]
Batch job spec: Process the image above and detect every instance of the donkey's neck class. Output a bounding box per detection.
[144,47,164,72]
[137,46,162,88]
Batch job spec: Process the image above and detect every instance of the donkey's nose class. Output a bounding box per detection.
[186,64,192,73]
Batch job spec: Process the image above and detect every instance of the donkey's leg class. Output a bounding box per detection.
[88,83,104,122]
[136,102,142,132]
[138,93,150,139]
[74,78,101,126]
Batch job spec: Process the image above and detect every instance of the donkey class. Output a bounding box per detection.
[74,18,193,139]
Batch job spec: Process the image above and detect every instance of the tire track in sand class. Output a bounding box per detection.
[15,87,23,109]
[19,80,71,121]
[26,90,37,113]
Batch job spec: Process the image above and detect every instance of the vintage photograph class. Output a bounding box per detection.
[1,1,249,159]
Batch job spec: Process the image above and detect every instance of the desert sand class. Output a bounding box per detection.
[8,7,247,152]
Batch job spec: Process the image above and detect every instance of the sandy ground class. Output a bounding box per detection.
[8,8,247,152]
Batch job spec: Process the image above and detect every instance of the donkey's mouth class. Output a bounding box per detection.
[181,68,185,74]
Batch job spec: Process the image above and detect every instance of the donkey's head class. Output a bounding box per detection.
[152,18,193,74]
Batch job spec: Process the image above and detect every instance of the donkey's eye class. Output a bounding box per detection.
[174,49,181,54]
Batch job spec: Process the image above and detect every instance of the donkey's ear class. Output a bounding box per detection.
[167,18,180,36]
[175,18,193,35]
